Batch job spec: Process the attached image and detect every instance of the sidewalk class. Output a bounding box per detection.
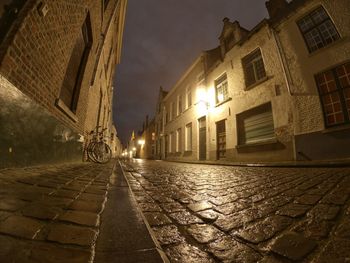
[0,160,163,263]
[94,161,165,263]
[164,157,350,168]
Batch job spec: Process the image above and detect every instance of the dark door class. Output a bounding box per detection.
[216,120,226,159]
[198,117,206,160]
[164,135,168,158]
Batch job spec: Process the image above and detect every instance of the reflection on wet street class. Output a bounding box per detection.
[122,159,350,262]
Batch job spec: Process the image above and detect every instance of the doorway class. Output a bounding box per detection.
[198,117,206,160]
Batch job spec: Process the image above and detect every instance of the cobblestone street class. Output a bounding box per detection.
[122,159,350,263]
[0,161,115,262]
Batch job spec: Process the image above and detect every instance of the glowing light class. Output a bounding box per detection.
[195,87,209,117]
[132,147,136,151]
[138,139,145,145]
[218,93,224,103]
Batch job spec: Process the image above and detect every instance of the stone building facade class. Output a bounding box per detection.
[154,0,350,163]
[270,0,350,160]
[137,116,156,159]
[0,0,127,168]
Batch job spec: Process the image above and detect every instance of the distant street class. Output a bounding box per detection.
[122,159,350,262]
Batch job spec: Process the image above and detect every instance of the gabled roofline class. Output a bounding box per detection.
[164,54,204,100]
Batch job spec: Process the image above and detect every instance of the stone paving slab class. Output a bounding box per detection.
[122,159,350,263]
[0,161,115,262]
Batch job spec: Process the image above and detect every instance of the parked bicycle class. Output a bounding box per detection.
[85,127,112,164]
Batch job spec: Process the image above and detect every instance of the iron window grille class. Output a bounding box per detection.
[242,49,266,88]
[297,6,340,53]
[316,61,350,127]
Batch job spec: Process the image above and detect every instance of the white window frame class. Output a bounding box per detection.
[176,128,181,152]
[185,123,192,151]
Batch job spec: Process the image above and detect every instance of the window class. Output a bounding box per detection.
[169,103,173,121]
[297,6,340,53]
[242,49,266,88]
[185,123,192,151]
[316,62,350,127]
[172,101,176,120]
[171,132,176,153]
[187,91,192,108]
[237,103,275,145]
[215,73,229,104]
[176,128,182,152]
[59,14,92,112]
[168,133,172,153]
[197,72,205,84]
[178,95,182,115]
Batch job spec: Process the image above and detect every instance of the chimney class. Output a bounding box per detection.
[223,17,230,23]
[265,0,288,18]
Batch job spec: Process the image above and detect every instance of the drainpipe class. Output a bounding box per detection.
[271,26,300,161]
[271,27,294,96]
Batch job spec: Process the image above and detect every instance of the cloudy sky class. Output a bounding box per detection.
[113,0,268,145]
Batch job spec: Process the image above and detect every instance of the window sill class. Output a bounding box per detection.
[235,138,278,149]
[322,123,350,134]
[55,99,78,123]
[308,37,348,58]
[245,76,269,91]
[215,97,232,108]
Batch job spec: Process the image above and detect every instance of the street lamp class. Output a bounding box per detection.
[138,139,145,146]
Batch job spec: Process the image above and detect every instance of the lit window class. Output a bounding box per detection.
[215,73,229,104]
[297,6,340,53]
[316,62,350,127]
[242,49,266,88]
[185,123,192,151]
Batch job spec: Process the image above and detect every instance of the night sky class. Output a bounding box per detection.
[113,0,269,146]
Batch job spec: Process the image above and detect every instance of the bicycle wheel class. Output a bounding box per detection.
[91,142,112,164]
[87,142,99,163]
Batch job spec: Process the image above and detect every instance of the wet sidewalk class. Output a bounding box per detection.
[0,160,164,263]
[94,162,165,262]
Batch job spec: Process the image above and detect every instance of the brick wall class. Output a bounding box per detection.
[0,0,122,135]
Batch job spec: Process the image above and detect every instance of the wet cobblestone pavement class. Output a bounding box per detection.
[122,159,350,263]
[0,162,114,262]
